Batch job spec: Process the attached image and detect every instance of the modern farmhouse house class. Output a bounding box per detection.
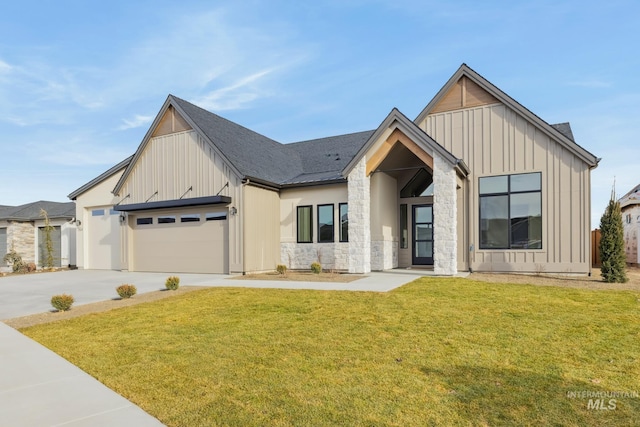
[69,64,599,275]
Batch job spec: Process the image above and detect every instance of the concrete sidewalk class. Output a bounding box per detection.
[1,269,465,426]
[0,322,163,426]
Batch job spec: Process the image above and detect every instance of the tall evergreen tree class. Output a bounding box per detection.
[599,187,628,283]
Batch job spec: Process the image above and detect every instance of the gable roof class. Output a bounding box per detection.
[415,64,599,168]
[113,96,306,195]
[0,201,75,221]
[343,108,469,178]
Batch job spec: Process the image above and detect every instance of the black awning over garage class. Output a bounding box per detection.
[114,195,231,212]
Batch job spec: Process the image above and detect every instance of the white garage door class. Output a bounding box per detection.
[131,208,228,274]
[87,207,121,270]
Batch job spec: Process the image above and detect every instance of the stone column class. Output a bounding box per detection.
[348,158,371,273]
[433,155,457,275]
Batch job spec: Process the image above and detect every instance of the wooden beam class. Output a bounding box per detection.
[365,128,434,176]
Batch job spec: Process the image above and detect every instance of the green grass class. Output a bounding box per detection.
[22,278,640,426]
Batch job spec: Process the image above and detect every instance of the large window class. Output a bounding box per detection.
[339,203,348,242]
[318,204,334,243]
[479,172,542,249]
[297,206,313,243]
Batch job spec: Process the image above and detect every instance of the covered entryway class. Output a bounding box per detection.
[129,207,229,274]
[86,207,121,270]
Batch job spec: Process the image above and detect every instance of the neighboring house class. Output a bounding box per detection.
[619,184,640,265]
[69,64,599,275]
[0,201,76,271]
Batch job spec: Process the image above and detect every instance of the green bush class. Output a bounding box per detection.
[51,294,74,312]
[276,264,287,275]
[3,248,26,273]
[166,276,180,290]
[310,262,322,274]
[116,284,137,299]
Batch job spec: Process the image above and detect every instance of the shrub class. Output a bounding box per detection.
[51,294,74,312]
[3,248,27,273]
[310,262,322,274]
[116,284,137,299]
[276,264,287,275]
[26,262,37,273]
[166,276,180,290]
[599,191,628,283]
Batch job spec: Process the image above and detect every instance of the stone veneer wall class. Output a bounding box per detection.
[371,240,398,271]
[280,242,349,271]
[6,221,36,264]
[347,158,371,273]
[432,155,457,275]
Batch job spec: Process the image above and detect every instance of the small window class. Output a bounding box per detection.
[158,216,176,224]
[92,209,105,216]
[206,212,227,221]
[297,206,312,243]
[181,214,201,223]
[401,168,434,198]
[318,204,334,243]
[627,214,632,224]
[339,203,348,242]
[136,217,153,225]
[400,204,408,249]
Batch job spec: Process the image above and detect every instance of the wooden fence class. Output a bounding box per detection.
[591,229,601,267]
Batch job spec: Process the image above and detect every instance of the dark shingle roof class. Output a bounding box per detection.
[0,201,75,221]
[551,123,575,142]
[282,131,374,184]
[171,96,304,184]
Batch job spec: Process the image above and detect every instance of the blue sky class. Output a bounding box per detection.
[0,0,637,228]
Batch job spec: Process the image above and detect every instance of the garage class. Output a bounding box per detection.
[130,207,228,274]
[86,207,121,270]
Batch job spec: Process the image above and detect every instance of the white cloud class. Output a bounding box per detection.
[119,114,154,130]
[191,68,276,111]
[0,59,11,73]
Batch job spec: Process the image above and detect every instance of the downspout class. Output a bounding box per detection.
[240,178,250,274]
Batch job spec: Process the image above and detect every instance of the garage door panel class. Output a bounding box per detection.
[132,211,228,274]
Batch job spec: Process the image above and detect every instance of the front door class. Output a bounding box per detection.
[412,204,433,265]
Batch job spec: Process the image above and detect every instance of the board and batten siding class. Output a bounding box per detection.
[117,130,244,272]
[243,184,280,273]
[421,103,592,273]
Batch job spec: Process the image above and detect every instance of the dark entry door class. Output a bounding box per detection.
[412,204,433,265]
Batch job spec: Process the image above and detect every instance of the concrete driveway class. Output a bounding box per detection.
[0,270,233,320]
[0,269,443,320]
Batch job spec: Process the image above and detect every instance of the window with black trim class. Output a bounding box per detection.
[318,204,334,243]
[339,203,348,242]
[136,217,153,225]
[206,212,227,221]
[479,172,542,249]
[297,206,312,243]
[181,214,200,223]
[158,215,176,224]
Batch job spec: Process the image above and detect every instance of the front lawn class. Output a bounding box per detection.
[22,278,640,426]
